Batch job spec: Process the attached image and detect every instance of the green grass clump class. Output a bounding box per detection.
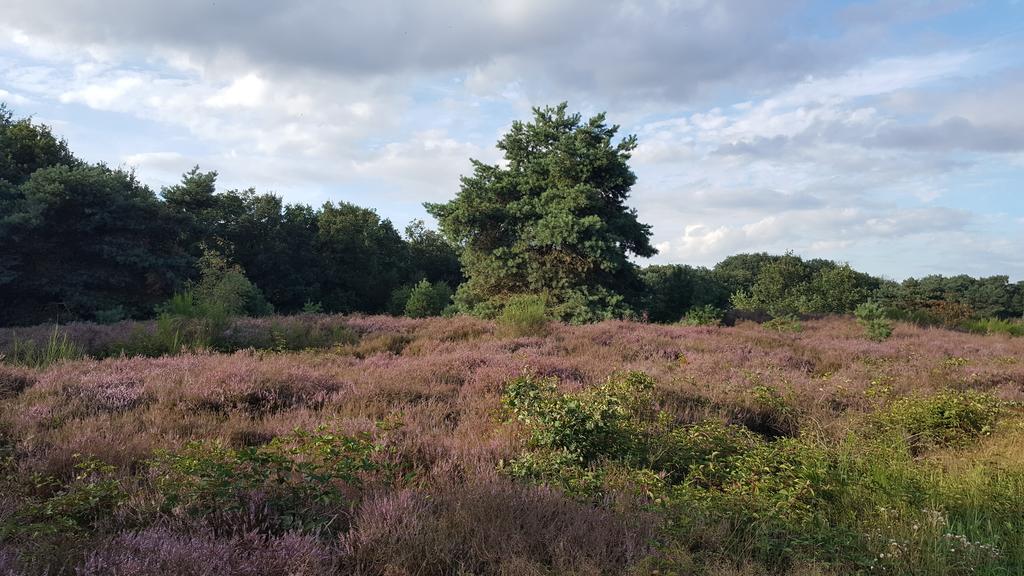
[497,294,550,337]
[963,317,1024,337]
[1,326,82,368]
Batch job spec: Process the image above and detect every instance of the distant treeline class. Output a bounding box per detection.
[2,104,1021,328]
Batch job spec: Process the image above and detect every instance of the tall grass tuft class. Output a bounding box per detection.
[1,326,83,368]
[497,294,549,337]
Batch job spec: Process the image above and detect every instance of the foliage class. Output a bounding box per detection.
[879,391,1002,451]
[0,325,82,368]
[1,456,124,540]
[640,264,730,323]
[402,280,452,318]
[762,314,802,333]
[681,304,724,326]
[963,317,1024,337]
[501,369,1017,573]
[496,294,550,337]
[301,300,324,314]
[190,250,273,318]
[316,202,408,314]
[427,103,655,323]
[0,163,191,325]
[152,428,379,534]
[730,253,877,316]
[855,300,893,341]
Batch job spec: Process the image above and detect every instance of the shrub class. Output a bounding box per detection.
[192,250,273,318]
[1,457,124,540]
[152,428,380,534]
[301,300,324,314]
[855,300,893,341]
[386,285,414,316]
[93,306,128,324]
[963,317,1024,337]
[655,421,760,485]
[763,314,802,333]
[502,371,654,465]
[681,305,724,327]
[497,294,549,337]
[402,280,452,318]
[880,391,1001,451]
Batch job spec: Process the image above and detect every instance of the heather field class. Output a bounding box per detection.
[1,315,1023,575]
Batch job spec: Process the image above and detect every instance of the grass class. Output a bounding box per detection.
[0,326,82,368]
[1,314,1023,575]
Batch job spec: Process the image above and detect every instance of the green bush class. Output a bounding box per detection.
[879,391,1001,451]
[93,306,128,324]
[403,279,452,318]
[386,284,414,316]
[497,294,550,337]
[191,250,273,318]
[152,427,379,534]
[1,457,124,540]
[503,371,654,465]
[301,300,324,314]
[680,305,724,326]
[855,300,893,341]
[763,314,802,333]
[656,421,759,485]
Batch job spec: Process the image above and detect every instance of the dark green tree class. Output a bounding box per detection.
[316,202,407,313]
[0,164,190,324]
[403,279,453,318]
[404,219,463,287]
[712,253,781,297]
[639,264,730,323]
[0,104,79,186]
[426,103,655,323]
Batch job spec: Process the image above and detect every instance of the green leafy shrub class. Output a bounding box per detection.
[880,391,1001,451]
[152,427,379,534]
[503,371,654,465]
[680,305,724,327]
[146,251,274,354]
[855,300,893,341]
[2,457,124,540]
[497,294,550,337]
[403,280,452,318]
[763,314,802,333]
[655,421,760,485]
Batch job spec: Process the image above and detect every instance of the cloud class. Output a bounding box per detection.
[0,0,887,105]
[1,0,1022,280]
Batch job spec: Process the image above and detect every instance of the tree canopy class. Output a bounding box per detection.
[426,103,656,323]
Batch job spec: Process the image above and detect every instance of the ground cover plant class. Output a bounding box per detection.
[1,313,1023,575]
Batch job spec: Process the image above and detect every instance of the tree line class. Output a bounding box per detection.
[1,103,1021,328]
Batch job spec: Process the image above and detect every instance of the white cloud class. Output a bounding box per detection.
[0,1,1021,280]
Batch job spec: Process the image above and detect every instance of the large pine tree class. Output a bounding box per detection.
[426,103,655,323]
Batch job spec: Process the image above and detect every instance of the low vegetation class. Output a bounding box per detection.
[1,313,1022,575]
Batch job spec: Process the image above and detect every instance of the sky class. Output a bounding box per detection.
[1,0,1022,281]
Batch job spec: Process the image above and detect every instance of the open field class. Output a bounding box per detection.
[1,315,1023,575]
